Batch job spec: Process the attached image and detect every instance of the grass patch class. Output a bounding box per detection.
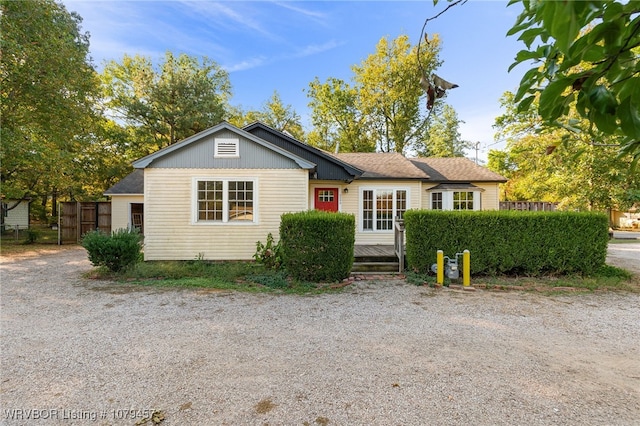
[88,259,348,295]
[1,226,61,255]
[406,264,638,293]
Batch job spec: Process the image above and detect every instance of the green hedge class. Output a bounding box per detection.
[280,210,355,282]
[404,210,609,275]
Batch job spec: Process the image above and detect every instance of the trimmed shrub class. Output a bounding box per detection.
[82,228,143,272]
[404,210,609,276]
[280,210,355,282]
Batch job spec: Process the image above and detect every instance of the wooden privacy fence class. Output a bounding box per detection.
[59,202,111,244]
[500,201,558,211]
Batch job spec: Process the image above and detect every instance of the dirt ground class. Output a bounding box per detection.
[1,245,639,425]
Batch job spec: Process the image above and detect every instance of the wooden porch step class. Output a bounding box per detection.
[352,261,400,273]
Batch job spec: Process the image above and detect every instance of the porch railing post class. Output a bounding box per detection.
[394,217,405,273]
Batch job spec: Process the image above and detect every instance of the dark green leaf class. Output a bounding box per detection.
[539,77,573,120]
[618,97,640,140]
[589,85,618,115]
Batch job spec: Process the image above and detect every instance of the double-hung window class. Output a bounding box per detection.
[362,188,407,231]
[429,188,480,211]
[195,179,255,223]
[453,191,474,210]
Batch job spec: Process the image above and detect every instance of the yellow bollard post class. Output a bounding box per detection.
[436,250,444,285]
[463,249,470,287]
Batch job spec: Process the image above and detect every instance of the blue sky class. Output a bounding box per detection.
[63,0,527,161]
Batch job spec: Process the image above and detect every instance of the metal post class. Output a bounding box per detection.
[437,250,444,285]
[463,250,470,287]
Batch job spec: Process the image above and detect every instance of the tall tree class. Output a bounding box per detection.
[417,104,471,157]
[229,91,305,140]
[307,34,443,154]
[490,91,639,211]
[1,0,100,216]
[507,0,640,165]
[100,52,231,154]
[307,77,375,153]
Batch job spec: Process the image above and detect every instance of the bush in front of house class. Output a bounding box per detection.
[280,210,355,282]
[253,232,283,270]
[82,228,143,273]
[404,210,609,276]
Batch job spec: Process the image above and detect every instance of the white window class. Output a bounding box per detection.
[361,188,408,231]
[429,189,480,211]
[214,138,239,157]
[195,178,255,223]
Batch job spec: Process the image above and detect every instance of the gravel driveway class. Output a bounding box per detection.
[1,246,639,426]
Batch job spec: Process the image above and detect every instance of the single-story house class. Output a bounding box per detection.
[105,122,507,261]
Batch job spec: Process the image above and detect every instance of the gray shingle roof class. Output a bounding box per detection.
[104,169,143,195]
[335,153,429,179]
[410,157,507,182]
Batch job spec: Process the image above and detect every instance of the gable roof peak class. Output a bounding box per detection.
[131,121,315,170]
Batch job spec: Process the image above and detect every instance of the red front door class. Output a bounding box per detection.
[315,188,339,212]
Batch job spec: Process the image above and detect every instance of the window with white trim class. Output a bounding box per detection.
[453,191,474,210]
[362,188,408,231]
[432,192,443,210]
[195,179,255,223]
[429,190,480,211]
[214,138,239,157]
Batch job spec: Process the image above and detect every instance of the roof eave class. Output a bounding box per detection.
[132,122,317,171]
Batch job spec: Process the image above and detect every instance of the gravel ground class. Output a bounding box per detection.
[1,246,639,426]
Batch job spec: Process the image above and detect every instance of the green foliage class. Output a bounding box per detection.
[404,210,609,276]
[228,91,305,141]
[507,0,640,164]
[253,233,283,270]
[23,228,40,245]
[1,0,101,210]
[416,104,472,157]
[101,51,231,152]
[82,228,143,273]
[246,270,290,289]
[307,34,443,154]
[280,210,355,282]
[491,91,640,211]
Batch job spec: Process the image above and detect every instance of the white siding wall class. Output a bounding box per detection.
[110,195,144,232]
[474,183,501,210]
[4,200,29,229]
[144,168,309,260]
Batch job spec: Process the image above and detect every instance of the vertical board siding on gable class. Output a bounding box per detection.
[148,131,300,170]
[143,168,308,260]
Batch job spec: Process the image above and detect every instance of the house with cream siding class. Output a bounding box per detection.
[105,122,506,261]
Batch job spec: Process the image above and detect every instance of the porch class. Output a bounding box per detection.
[353,245,403,274]
[352,219,406,274]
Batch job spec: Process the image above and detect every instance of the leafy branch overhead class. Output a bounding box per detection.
[416,0,466,111]
[507,0,640,163]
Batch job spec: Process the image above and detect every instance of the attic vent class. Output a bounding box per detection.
[215,138,239,157]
